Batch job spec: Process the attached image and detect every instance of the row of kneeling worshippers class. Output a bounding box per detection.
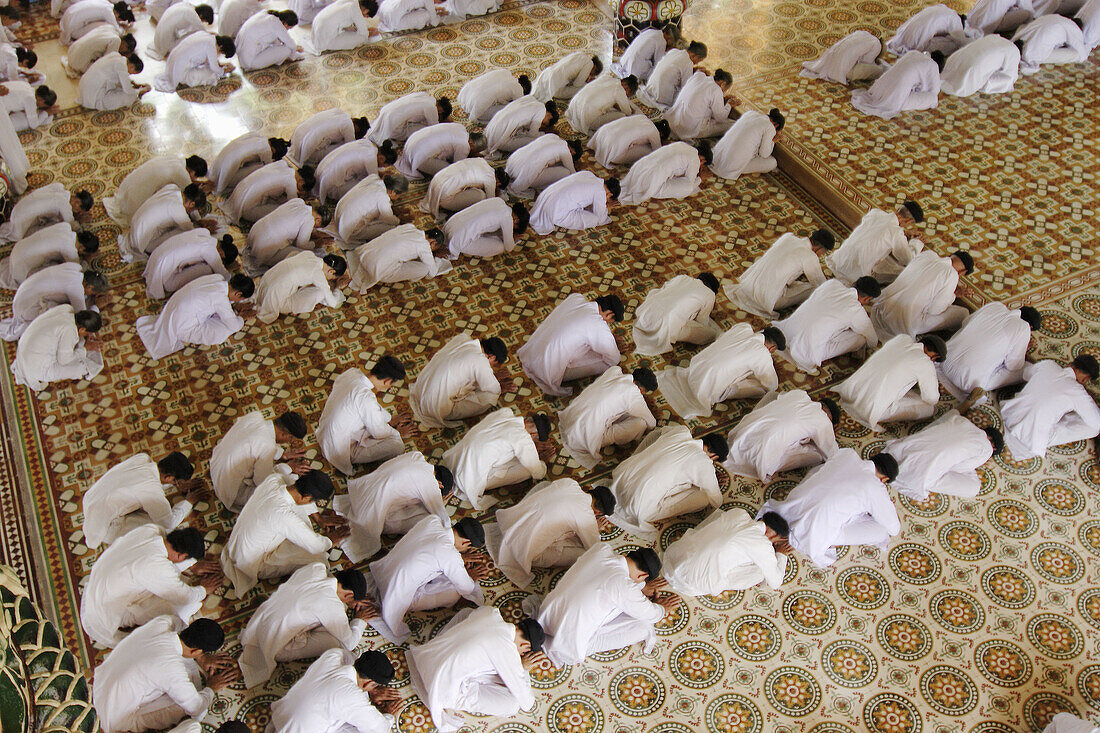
[78,203,1099,731]
[801,0,1099,118]
[3,43,788,387]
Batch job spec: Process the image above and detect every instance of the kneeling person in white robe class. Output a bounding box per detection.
[557,366,657,469]
[77,51,149,110]
[456,69,531,123]
[268,649,399,731]
[703,108,783,180]
[316,139,396,204]
[826,202,924,285]
[536,545,675,666]
[254,251,347,323]
[851,50,942,120]
[419,157,498,218]
[347,224,452,290]
[288,108,370,169]
[395,122,471,180]
[564,73,637,136]
[118,183,208,263]
[758,450,901,567]
[639,41,706,109]
[0,226,98,291]
[442,408,550,509]
[223,159,308,225]
[0,183,94,245]
[236,10,303,72]
[103,155,207,227]
[442,198,528,258]
[367,91,450,146]
[611,25,676,80]
[835,334,945,431]
[155,32,236,92]
[531,51,601,102]
[1001,356,1100,459]
[10,305,103,392]
[883,411,1002,501]
[940,35,1021,96]
[966,0,1034,35]
[376,0,441,32]
[1013,14,1088,74]
[143,231,234,299]
[210,409,308,511]
[659,324,783,420]
[0,264,107,341]
[333,173,404,247]
[136,274,254,360]
[517,292,623,396]
[724,391,840,482]
[587,114,669,169]
[311,0,382,54]
[886,4,970,56]
[871,249,971,338]
[244,198,328,273]
[941,303,1041,401]
[725,229,831,319]
[800,29,884,84]
[210,134,289,196]
[316,359,406,475]
[617,141,704,205]
[775,277,880,373]
[483,96,557,156]
[504,134,581,199]
[528,170,615,235]
[409,334,506,428]
[662,509,790,596]
[665,68,735,141]
[633,272,720,355]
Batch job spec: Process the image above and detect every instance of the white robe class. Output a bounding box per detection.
[60,0,120,46]
[504,134,575,199]
[483,95,549,156]
[333,174,398,247]
[218,0,261,38]
[405,606,534,733]
[660,324,779,419]
[78,52,139,111]
[118,184,194,263]
[254,250,344,323]
[238,563,367,688]
[220,471,331,597]
[210,410,282,510]
[483,478,600,587]
[82,453,193,549]
[1079,0,1100,51]
[143,228,228,299]
[617,141,701,205]
[0,182,74,245]
[367,91,438,146]
[886,4,970,55]
[758,448,901,568]
[333,451,449,562]
[155,32,228,91]
[135,274,244,360]
[587,114,661,169]
[708,110,778,180]
[0,100,28,194]
[638,48,692,109]
[528,170,611,236]
[92,616,214,733]
[224,160,297,225]
[10,304,103,392]
[940,35,1021,96]
[456,68,524,124]
[531,50,594,102]
[441,407,546,510]
[609,424,722,537]
[851,50,941,119]
[0,222,79,290]
[536,544,664,667]
[104,156,192,226]
[835,334,940,431]
[611,27,665,80]
[665,70,732,141]
[516,292,620,396]
[80,524,205,648]
[0,262,87,340]
[558,365,656,469]
[441,0,498,20]
[316,368,402,475]
[395,122,470,180]
[419,157,495,218]
[774,279,878,373]
[967,0,1035,34]
[62,24,122,76]
[149,3,206,60]
[725,233,825,318]
[210,132,273,195]
[724,390,840,482]
[633,274,719,355]
[311,0,378,53]
[1001,360,1100,458]
[1044,713,1100,733]
[940,302,1031,394]
[316,139,379,203]
[376,0,440,32]
[799,30,884,83]
[148,0,183,22]
[871,250,966,338]
[244,197,317,274]
[564,75,633,136]
[662,509,787,596]
[1012,14,1087,73]
[236,12,304,71]
[268,648,393,733]
[884,410,993,501]
[347,223,452,290]
[825,208,923,285]
[409,334,500,428]
[368,515,482,643]
[288,108,354,168]
[442,196,516,258]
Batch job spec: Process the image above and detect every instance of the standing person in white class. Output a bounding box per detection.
[517,292,623,396]
[316,359,406,475]
[724,230,832,319]
[723,391,841,482]
[209,409,309,511]
[662,509,790,596]
[774,277,881,373]
[557,366,657,469]
[1000,356,1100,458]
[633,272,721,355]
[835,334,946,431]
[825,203,924,285]
[267,648,399,732]
[882,411,1002,501]
[441,408,550,509]
[408,334,506,428]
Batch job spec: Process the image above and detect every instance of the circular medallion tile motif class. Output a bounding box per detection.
[546,694,604,733]
[899,492,948,517]
[993,451,1042,475]
[822,639,878,688]
[1078,588,1100,630]
[1034,479,1085,515]
[764,666,822,716]
[1030,542,1084,584]
[783,590,837,635]
[863,693,922,733]
[1072,293,1100,320]
[981,566,1036,608]
[490,725,536,733]
[920,665,978,716]
[1077,666,1100,708]
[587,646,630,664]
[987,499,1039,538]
[836,567,890,609]
[727,615,782,660]
[609,667,664,717]
[974,639,1032,687]
[1079,520,1100,557]
[938,521,991,561]
[669,641,724,688]
[929,590,985,633]
[889,543,942,585]
[528,653,570,689]
[1022,693,1078,730]
[1027,614,1084,660]
[877,615,932,661]
[705,694,762,733]
[696,588,744,610]
[970,724,1017,733]
[654,595,689,634]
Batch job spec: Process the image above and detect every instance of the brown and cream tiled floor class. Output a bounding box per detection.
[1,0,1098,731]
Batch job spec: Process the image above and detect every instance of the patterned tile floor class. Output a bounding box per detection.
[0,0,1098,731]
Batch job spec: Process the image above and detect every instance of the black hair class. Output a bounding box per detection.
[918,334,947,362]
[518,73,531,94]
[625,547,661,580]
[334,568,368,600]
[273,410,308,438]
[594,294,624,321]
[179,618,224,653]
[701,433,729,462]
[323,253,347,277]
[74,310,102,332]
[871,452,899,482]
[567,139,584,163]
[215,722,250,733]
[480,336,508,364]
[182,182,206,207]
[113,2,135,23]
[297,165,316,192]
[229,273,255,298]
[82,269,109,292]
[352,116,370,139]
[854,276,881,299]
[820,398,841,426]
[15,47,36,68]
[1072,354,1099,381]
[590,55,603,75]
[952,249,975,275]
[354,650,395,684]
[370,354,406,382]
[74,190,95,213]
[494,167,511,191]
[655,119,671,144]
[120,33,137,53]
[359,0,379,15]
[632,367,657,392]
[269,137,290,160]
[195,3,214,22]
[517,618,545,652]
[768,108,785,132]
[588,485,615,516]
[809,228,835,251]
[157,451,194,479]
[436,96,453,122]
[1019,306,1042,331]
[983,427,1005,456]
[0,6,20,20]
[696,141,713,166]
[901,200,924,223]
[166,527,206,560]
[185,155,208,178]
[378,139,397,165]
[295,470,335,501]
[687,40,707,58]
[621,74,639,95]
[215,34,236,58]
[532,413,551,442]
[274,8,298,26]
[930,50,945,72]
[605,176,620,200]
[511,202,530,236]
[958,13,966,23]
[383,174,408,194]
[317,207,333,228]
[762,326,786,351]
[36,85,57,107]
[760,511,789,538]
[454,517,486,547]
[713,68,732,85]
[77,230,100,252]
[219,235,238,266]
[696,272,720,293]
[126,51,144,70]
[434,464,454,495]
[1013,39,1024,54]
